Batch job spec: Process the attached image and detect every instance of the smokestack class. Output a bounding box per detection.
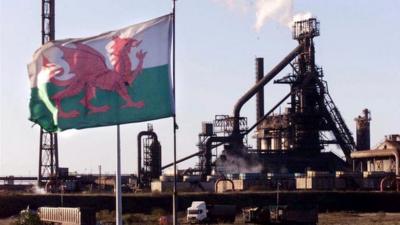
[355,108,371,150]
[256,57,264,149]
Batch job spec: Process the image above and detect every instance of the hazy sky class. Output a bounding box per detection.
[1,0,399,176]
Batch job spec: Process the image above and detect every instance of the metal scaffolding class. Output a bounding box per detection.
[38,0,59,186]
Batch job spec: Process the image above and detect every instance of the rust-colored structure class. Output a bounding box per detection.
[194,18,356,177]
[137,124,162,188]
[255,57,264,150]
[355,109,371,150]
[254,18,355,158]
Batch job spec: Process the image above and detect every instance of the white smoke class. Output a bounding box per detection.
[214,0,313,32]
[212,0,250,14]
[216,150,263,174]
[32,185,46,194]
[163,167,179,176]
[292,11,313,23]
[254,0,293,31]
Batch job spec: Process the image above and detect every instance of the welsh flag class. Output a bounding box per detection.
[28,14,174,132]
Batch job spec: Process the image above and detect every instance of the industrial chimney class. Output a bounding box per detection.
[355,109,371,150]
[255,57,264,149]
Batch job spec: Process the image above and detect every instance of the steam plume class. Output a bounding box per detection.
[216,149,263,174]
[212,0,250,13]
[254,0,293,31]
[32,185,46,194]
[214,0,313,32]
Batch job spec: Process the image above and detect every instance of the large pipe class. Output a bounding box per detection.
[255,58,264,149]
[215,178,235,193]
[204,136,234,177]
[137,131,158,185]
[246,93,291,136]
[380,175,400,192]
[232,44,304,135]
[161,138,229,171]
[162,150,205,170]
[351,149,399,176]
[162,136,232,177]
[379,175,397,191]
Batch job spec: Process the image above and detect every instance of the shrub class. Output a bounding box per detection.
[151,208,167,217]
[11,209,42,225]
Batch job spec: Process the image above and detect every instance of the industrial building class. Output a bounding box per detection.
[144,18,400,193]
[352,134,399,175]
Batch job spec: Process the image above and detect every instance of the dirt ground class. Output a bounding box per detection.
[318,212,400,225]
[1,212,400,224]
[0,218,15,225]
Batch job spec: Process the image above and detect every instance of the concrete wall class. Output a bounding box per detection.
[151,181,214,192]
[296,177,334,190]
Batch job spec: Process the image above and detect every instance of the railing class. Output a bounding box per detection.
[317,79,356,161]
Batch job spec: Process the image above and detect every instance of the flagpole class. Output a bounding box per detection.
[172,1,178,225]
[116,124,122,225]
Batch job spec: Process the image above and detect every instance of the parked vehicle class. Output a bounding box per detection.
[186,201,236,224]
[243,206,270,224]
[243,205,318,225]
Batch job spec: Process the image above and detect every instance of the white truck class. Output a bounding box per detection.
[186,201,236,224]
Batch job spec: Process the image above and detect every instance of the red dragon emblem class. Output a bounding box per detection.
[42,35,146,118]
